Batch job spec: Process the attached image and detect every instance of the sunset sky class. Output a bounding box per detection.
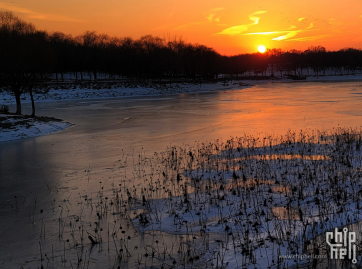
[1,0,362,55]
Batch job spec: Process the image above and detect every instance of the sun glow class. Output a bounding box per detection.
[258,45,266,53]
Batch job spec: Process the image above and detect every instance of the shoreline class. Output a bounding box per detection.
[1,76,362,142]
[0,81,252,106]
[1,74,362,106]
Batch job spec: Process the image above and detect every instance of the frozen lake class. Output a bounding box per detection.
[2,81,362,189]
[1,80,362,268]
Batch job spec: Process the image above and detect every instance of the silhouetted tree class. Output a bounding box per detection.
[2,10,362,109]
[0,12,53,115]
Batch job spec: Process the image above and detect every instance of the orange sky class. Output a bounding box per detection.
[1,0,362,55]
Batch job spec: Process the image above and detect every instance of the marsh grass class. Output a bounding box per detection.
[12,127,362,268]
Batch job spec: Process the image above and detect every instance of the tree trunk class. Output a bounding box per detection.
[15,92,22,115]
[29,89,36,117]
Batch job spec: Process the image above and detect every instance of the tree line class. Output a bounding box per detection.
[1,11,362,115]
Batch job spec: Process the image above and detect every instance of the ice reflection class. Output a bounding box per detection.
[241,154,330,161]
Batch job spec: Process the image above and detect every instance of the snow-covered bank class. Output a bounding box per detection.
[2,74,362,106]
[0,114,73,142]
[302,73,362,83]
[255,73,362,83]
[0,82,252,105]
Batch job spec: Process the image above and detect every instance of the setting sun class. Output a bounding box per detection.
[258,45,266,53]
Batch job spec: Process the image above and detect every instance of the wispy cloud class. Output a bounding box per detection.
[217,10,347,43]
[211,7,225,12]
[244,30,291,35]
[0,2,82,22]
[217,24,249,35]
[272,31,299,41]
[0,3,33,14]
[173,21,204,31]
[307,22,314,29]
[244,28,316,41]
[244,30,304,41]
[206,14,215,22]
[249,10,266,24]
[151,23,175,31]
[206,14,221,23]
[287,26,362,42]
[157,7,224,32]
[216,10,266,35]
[287,33,335,42]
[206,7,224,23]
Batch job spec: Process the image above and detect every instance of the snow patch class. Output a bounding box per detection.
[0,114,73,142]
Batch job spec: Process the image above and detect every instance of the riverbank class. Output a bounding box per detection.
[0,81,253,106]
[1,73,362,106]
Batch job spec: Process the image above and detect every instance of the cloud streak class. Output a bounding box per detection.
[249,10,266,24]
[287,27,362,42]
[207,14,221,23]
[307,22,314,29]
[173,21,204,31]
[216,10,266,36]
[0,2,82,22]
[243,28,318,41]
[272,31,299,41]
[204,6,224,25]
[245,30,304,41]
[211,7,225,12]
[287,33,335,42]
[214,10,362,44]
[206,7,224,23]
[244,30,291,35]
